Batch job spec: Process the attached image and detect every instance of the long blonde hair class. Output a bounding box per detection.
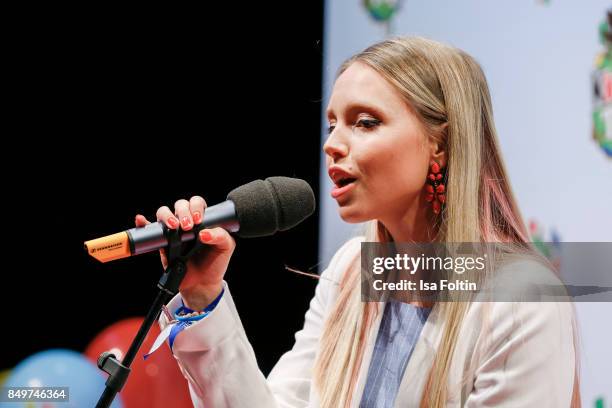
[313,36,580,408]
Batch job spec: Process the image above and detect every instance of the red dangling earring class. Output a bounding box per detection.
[425,161,446,215]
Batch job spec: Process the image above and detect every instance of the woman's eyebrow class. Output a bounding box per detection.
[345,102,385,118]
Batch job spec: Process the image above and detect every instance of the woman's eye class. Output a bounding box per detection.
[356,118,381,129]
[327,124,336,134]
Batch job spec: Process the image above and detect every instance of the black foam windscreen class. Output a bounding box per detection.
[227,177,315,238]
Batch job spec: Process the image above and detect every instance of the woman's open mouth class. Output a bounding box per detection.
[331,178,357,199]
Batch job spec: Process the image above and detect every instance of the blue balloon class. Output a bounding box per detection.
[1,349,123,408]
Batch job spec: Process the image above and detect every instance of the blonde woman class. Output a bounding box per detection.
[136,36,580,407]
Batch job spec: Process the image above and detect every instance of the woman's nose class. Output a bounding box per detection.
[323,131,349,161]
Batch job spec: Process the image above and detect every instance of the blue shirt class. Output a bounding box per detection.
[359,301,432,408]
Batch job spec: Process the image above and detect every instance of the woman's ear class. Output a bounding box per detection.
[429,123,448,168]
[431,146,447,169]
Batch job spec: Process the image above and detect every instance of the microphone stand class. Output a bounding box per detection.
[95,226,206,408]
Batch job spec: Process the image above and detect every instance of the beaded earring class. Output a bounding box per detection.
[425,161,446,215]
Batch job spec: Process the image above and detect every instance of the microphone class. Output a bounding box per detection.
[84,177,315,263]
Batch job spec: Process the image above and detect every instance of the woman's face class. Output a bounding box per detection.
[324,61,438,225]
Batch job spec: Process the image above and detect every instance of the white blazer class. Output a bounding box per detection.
[158,236,577,407]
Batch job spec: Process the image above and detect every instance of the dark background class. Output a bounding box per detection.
[4,3,324,375]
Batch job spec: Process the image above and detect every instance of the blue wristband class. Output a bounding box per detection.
[166,288,225,351]
[144,287,226,360]
[174,288,225,322]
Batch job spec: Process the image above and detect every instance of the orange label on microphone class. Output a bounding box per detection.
[84,232,131,263]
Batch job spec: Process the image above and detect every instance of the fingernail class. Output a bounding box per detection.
[167,217,179,229]
[200,230,212,242]
[193,211,202,224]
[181,216,192,229]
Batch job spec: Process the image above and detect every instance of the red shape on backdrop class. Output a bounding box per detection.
[85,317,193,408]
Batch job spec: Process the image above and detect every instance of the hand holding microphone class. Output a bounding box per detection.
[84,177,316,310]
[134,196,235,311]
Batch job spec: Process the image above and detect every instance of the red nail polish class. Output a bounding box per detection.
[193,211,202,224]
[181,216,192,229]
[200,230,212,242]
[167,217,179,229]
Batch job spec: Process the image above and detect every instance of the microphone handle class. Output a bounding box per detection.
[130,200,239,255]
[84,200,239,263]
